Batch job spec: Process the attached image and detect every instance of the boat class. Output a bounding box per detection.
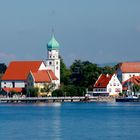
[116,96,139,102]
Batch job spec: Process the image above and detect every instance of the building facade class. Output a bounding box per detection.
[117,62,140,82]
[93,74,122,96]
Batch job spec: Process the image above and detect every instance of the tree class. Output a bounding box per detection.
[70,60,101,88]
[27,87,39,97]
[101,66,116,74]
[52,89,64,97]
[41,83,55,93]
[0,63,7,73]
[60,57,71,85]
[132,84,140,94]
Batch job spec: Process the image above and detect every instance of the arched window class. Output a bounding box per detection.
[49,61,52,65]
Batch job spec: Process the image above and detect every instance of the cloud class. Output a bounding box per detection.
[0,52,16,64]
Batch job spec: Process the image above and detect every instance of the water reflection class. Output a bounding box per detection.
[33,102,62,140]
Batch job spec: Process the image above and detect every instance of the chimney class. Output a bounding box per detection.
[106,74,109,77]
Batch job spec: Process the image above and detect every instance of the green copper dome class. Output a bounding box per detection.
[47,35,60,49]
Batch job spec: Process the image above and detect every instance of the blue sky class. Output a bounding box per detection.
[0,0,140,65]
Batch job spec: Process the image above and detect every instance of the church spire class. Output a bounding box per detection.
[47,34,60,50]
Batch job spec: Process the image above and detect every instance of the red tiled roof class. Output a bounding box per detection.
[47,70,58,80]
[32,70,51,82]
[122,76,140,86]
[119,62,140,73]
[3,88,23,93]
[2,61,43,81]
[94,74,112,88]
[32,70,58,83]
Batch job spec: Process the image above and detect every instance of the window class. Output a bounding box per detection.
[4,82,6,84]
[12,82,15,88]
[56,61,58,65]
[115,88,120,92]
[49,61,52,65]
[114,83,116,86]
[109,88,112,92]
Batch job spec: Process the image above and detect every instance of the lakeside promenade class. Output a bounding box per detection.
[0,96,115,103]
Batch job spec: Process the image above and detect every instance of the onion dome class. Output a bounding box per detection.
[47,35,60,49]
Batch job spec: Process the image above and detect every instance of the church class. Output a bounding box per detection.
[1,35,60,95]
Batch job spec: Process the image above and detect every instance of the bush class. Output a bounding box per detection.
[52,89,64,97]
[52,85,86,97]
[27,87,39,97]
[63,85,86,97]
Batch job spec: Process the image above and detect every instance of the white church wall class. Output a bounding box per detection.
[39,62,47,70]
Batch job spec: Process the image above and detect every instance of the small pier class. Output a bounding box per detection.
[0,96,99,103]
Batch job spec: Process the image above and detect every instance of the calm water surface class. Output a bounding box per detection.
[0,102,140,140]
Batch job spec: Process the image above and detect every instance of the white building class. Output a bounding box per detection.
[117,62,140,82]
[46,35,60,88]
[93,74,122,96]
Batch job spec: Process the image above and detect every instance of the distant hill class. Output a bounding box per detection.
[97,62,119,67]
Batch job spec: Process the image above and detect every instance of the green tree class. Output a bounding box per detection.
[27,87,39,97]
[0,63,7,73]
[41,83,56,93]
[60,57,71,85]
[62,85,86,97]
[70,60,101,88]
[132,84,140,94]
[52,89,64,97]
[101,66,116,74]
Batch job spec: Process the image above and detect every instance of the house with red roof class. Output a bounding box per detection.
[1,61,58,96]
[117,62,140,82]
[27,70,58,96]
[93,74,122,96]
[122,76,140,96]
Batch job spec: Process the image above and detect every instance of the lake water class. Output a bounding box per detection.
[0,102,140,140]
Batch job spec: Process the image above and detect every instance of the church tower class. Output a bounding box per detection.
[46,35,60,88]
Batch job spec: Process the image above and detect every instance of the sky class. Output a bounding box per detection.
[0,0,140,66]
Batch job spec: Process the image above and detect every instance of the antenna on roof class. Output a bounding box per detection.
[51,10,55,37]
[51,26,55,37]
